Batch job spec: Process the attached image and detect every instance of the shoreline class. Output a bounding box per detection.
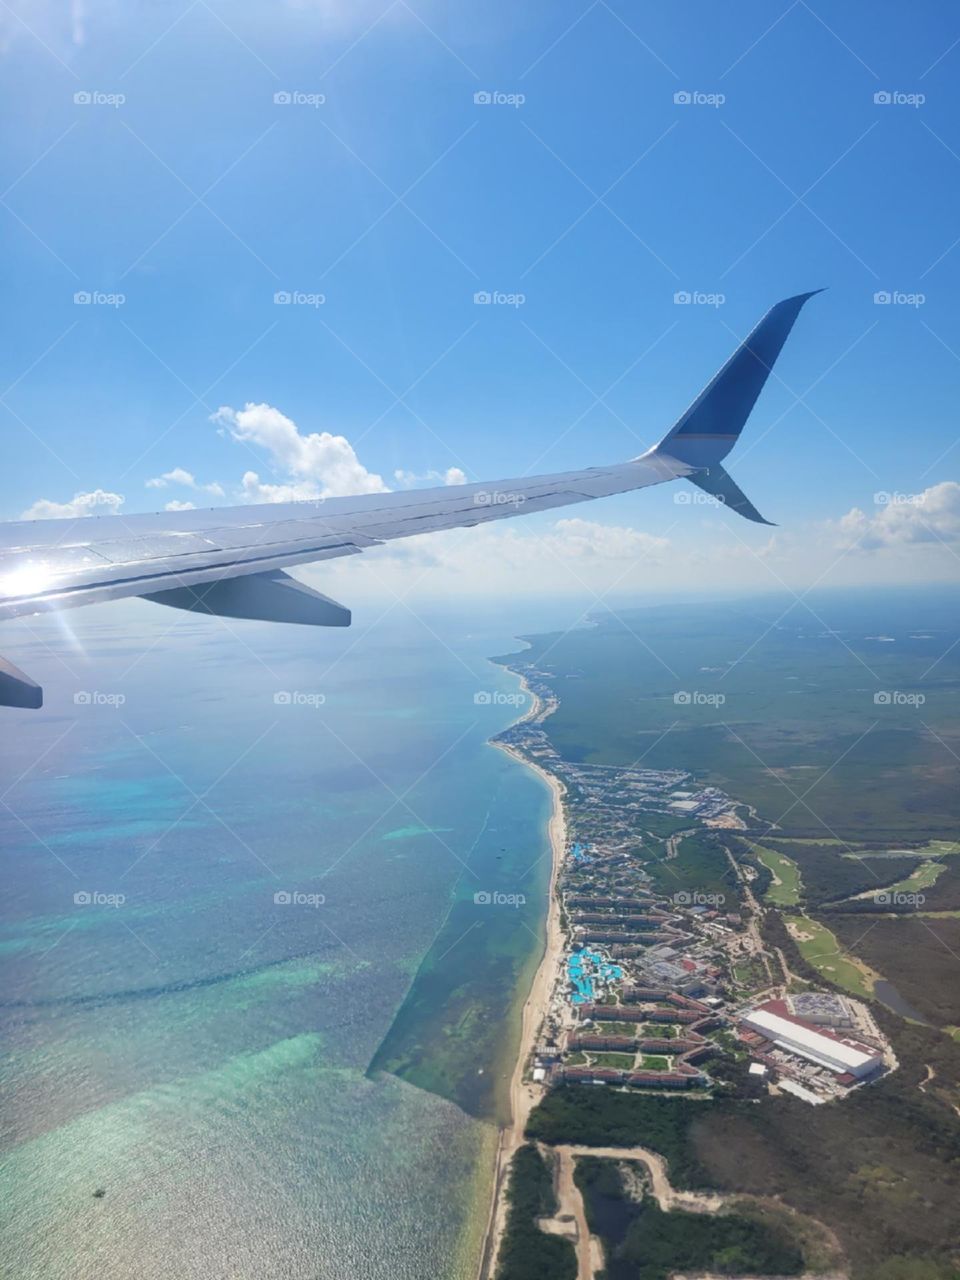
[477,669,567,1280]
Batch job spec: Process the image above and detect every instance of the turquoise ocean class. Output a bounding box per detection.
[0,602,568,1280]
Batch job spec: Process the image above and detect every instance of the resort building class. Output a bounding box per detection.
[741,1000,882,1079]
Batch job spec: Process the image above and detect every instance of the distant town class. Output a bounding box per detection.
[495,660,896,1110]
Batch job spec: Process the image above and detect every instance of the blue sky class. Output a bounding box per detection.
[2,0,960,595]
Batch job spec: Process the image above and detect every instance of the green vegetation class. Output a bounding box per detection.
[833,858,960,916]
[646,830,739,904]
[592,1052,638,1069]
[529,1018,960,1280]
[527,1088,709,1187]
[647,1022,675,1038]
[574,1156,804,1280]
[786,914,876,998]
[495,1144,576,1280]
[639,1055,671,1070]
[751,843,801,905]
[729,834,919,909]
[830,914,960,1026]
[506,601,960,840]
[595,1020,641,1037]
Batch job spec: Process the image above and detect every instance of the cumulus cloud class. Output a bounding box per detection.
[213,403,387,501]
[21,489,124,520]
[164,499,195,511]
[394,466,467,488]
[147,467,223,497]
[834,482,960,550]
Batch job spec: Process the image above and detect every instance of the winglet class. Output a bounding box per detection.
[686,464,775,526]
[651,290,824,471]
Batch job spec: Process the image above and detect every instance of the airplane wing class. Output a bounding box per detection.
[0,291,821,707]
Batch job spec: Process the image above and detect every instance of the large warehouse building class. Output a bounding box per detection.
[741,1000,882,1079]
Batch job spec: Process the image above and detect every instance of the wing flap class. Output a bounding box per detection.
[144,570,351,626]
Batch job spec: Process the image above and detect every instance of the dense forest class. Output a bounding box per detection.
[574,1156,804,1280]
[494,1144,576,1280]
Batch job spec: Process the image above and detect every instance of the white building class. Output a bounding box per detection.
[742,1002,881,1079]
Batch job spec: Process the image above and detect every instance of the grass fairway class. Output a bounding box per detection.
[753,844,802,905]
[786,915,876,999]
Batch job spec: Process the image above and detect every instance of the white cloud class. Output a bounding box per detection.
[546,517,669,561]
[21,489,124,520]
[394,466,467,488]
[213,402,387,501]
[833,482,960,550]
[146,467,223,496]
[164,499,196,511]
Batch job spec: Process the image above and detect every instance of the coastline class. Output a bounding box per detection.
[478,668,567,1280]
